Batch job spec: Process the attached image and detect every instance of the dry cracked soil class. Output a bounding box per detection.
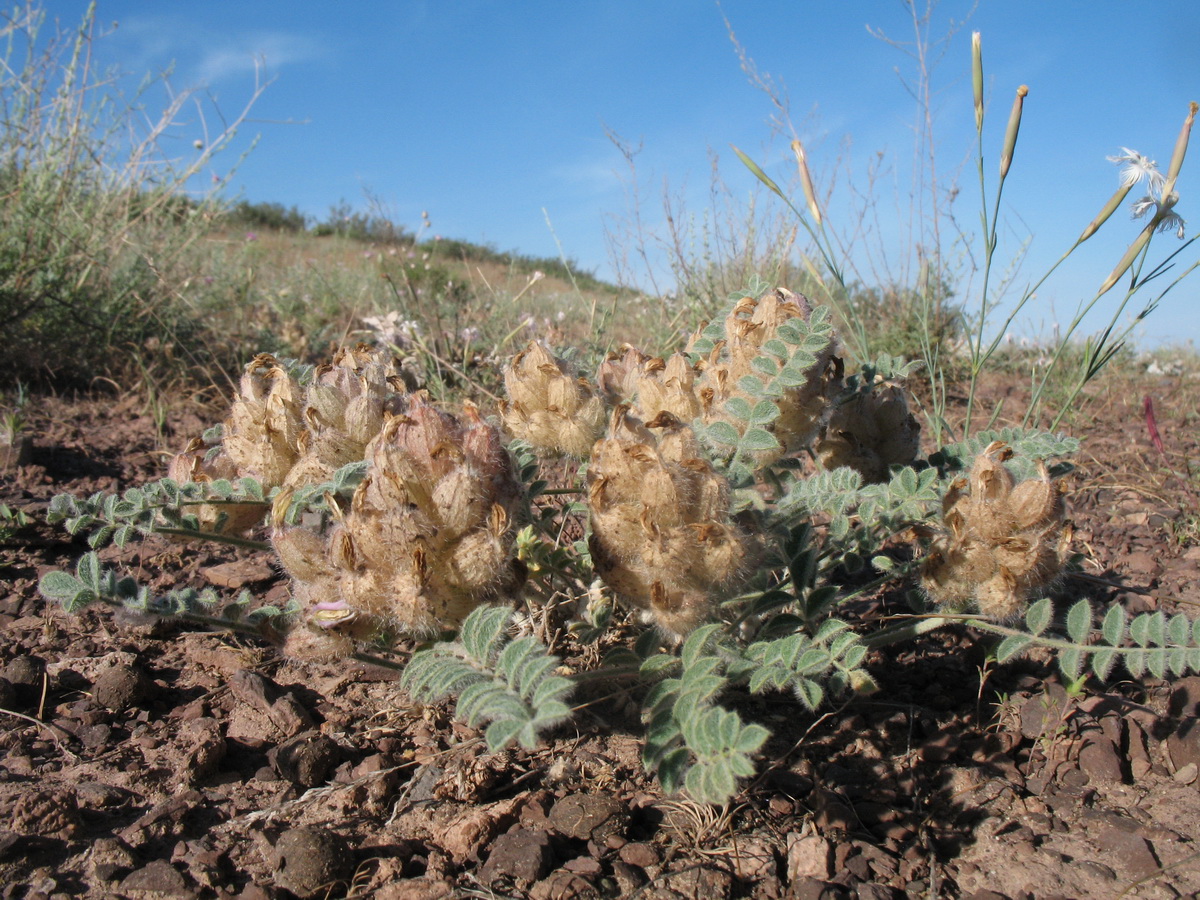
[1,366,1199,900]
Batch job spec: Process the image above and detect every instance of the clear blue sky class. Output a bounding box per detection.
[48,0,1200,347]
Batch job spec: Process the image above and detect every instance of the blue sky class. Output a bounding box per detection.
[47,1,1200,347]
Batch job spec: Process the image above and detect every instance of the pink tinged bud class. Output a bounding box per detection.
[999,85,1028,181]
[971,32,984,133]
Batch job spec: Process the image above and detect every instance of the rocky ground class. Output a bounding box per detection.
[1,365,1199,900]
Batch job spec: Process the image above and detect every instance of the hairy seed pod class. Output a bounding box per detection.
[222,355,304,487]
[586,405,761,636]
[921,442,1069,621]
[501,341,606,457]
[815,383,921,483]
[596,345,649,405]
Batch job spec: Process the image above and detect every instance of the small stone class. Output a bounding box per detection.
[200,558,276,589]
[787,834,834,881]
[180,718,226,784]
[477,828,554,886]
[1094,826,1160,880]
[118,860,190,897]
[729,837,777,881]
[618,842,659,869]
[269,731,340,787]
[0,677,15,710]
[1172,762,1198,784]
[1078,738,1125,784]
[856,885,901,900]
[92,663,153,712]
[547,794,628,843]
[273,828,354,899]
[12,789,82,839]
[4,655,45,706]
[789,876,849,900]
[1166,717,1200,773]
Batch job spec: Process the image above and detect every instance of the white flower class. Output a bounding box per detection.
[1156,211,1186,239]
[1108,147,1166,193]
[1130,191,1185,238]
[1131,195,1158,219]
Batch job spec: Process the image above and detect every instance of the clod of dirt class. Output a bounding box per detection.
[477,828,555,886]
[92,663,153,711]
[547,794,628,843]
[179,717,227,784]
[3,654,46,707]
[273,827,354,898]
[268,730,340,787]
[11,788,82,839]
[117,859,191,897]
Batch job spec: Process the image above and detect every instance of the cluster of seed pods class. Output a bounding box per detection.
[274,397,525,659]
[921,441,1070,620]
[586,406,761,636]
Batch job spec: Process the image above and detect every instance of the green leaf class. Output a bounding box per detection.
[996,634,1032,663]
[1147,612,1166,648]
[1147,647,1168,680]
[1130,613,1151,647]
[1057,647,1084,682]
[1101,605,1125,646]
[704,420,741,447]
[739,427,780,453]
[724,397,753,422]
[656,747,689,793]
[1168,614,1190,648]
[76,552,102,592]
[749,400,781,425]
[1025,598,1052,637]
[794,678,824,711]
[1091,647,1118,680]
[1065,599,1092,644]
[39,570,85,603]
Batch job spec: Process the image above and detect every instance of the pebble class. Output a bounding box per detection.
[92,663,152,712]
[787,834,833,881]
[547,793,627,842]
[1172,762,1198,784]
[118,860,190,897]
[273,827,354,899]
[618,842,659,869]
[268,731,340,787]
[477,828,554,885]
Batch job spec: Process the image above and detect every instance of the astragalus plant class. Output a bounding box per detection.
[40,281,1200,807]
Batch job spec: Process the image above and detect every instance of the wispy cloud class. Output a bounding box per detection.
[195,33,325,85]
[111,16,326,87]
[552,155,624,197]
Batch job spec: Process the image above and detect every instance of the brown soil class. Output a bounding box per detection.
[1,368,1199,900]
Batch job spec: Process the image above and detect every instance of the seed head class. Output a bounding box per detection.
[501,340,606,457]
[222,355,304,487]
[586,406,760,636]
[815,382,921,483]
[921,442,1069,620]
